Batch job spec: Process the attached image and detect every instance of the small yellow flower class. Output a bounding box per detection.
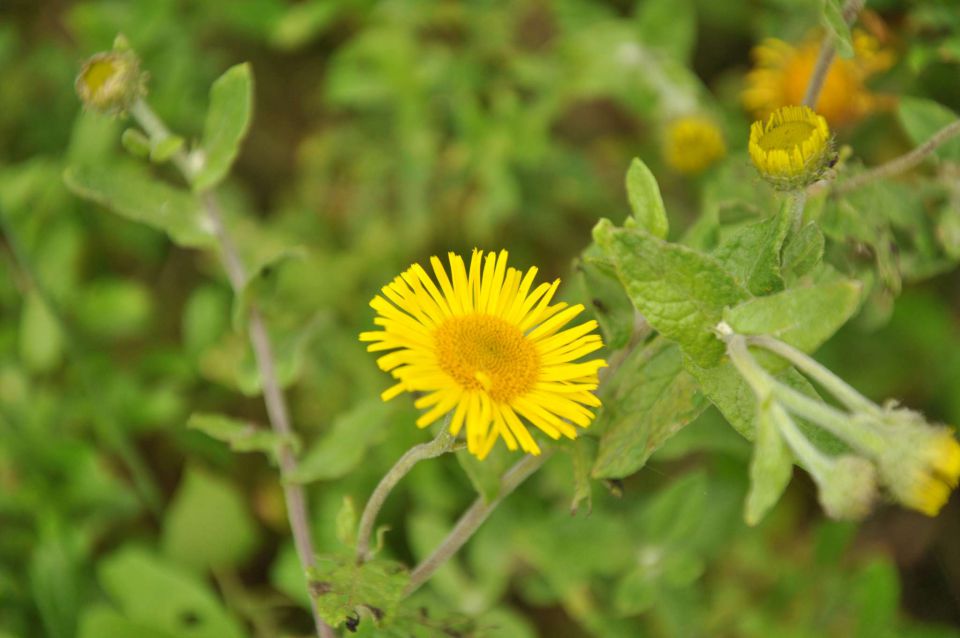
[662,115,726,175]
[883,429,960,516]
[361,250,606,460]
[75,50,146,115]
[743,29,895,127]
[748,105,832,190]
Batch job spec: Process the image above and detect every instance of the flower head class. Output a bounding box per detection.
[814,455,878,521]
[748,105,832,190]
[75,49,146,115]
[662,115,726,175]
[742,29,895,127]
[361,250,606,460]
[873,418,960,516]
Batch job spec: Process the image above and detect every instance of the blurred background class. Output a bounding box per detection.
[2,0,960,636]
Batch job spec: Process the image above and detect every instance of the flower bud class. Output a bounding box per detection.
[748,105,833,190]
[815,455,877,521]
[873,413,960,516]
[75,50,146,115]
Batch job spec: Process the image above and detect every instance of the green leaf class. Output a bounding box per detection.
[335,496,358,548]
[75,278,153,340]
[723,279,862,353]
[822,0,854,58]
[120,128,151,158]
[64,164,213,248]
[97,547,245,638]
[291,399,395,483]
[897,97,960,163]
[592,339,707,479]
[575,254,635,350]
[29,529,80,638]
[567,438,595,515]
[309,553,409,629]
[782,222,825,281]
[712,202,791,296]
[635,0,696,63]
[625,158,668,239]
[187,412,298,457]
[685,357,847,454]
[79,607,177,638]
[744,400,794,526]
[192,63,254,191]
[161,466,259,572]
[19,291,64,373]
[594,219,749,366]
[150,135,184,164]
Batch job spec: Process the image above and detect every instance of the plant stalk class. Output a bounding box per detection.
[356,426,458,563]
[130,99,334,638]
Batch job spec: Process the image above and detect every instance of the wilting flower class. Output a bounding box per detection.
[748,105,833,190]
[743,29,894,127]
[361,250,606,460]
[662,115,727,175]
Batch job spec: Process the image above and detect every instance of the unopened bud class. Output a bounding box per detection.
[75,49,146,115]
[816,455,877,521]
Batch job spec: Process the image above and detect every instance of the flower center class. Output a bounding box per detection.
[757,121,815,152]
[83,58,119,94]
[434,314,540,402]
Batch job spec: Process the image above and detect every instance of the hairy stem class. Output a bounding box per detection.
[821,119,960,197]
[802,0,865,109]
[356,426,458,563]
[130,99,334,638]
[745,334,879,416]
[404,451,552,597]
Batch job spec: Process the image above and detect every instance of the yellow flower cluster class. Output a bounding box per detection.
[662,115,727,175]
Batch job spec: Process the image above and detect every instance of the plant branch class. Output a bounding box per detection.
[815,119,960,197]
[130,99,334,638]
[356,426,458,563]
[802,0,865,109]
[403,450,552,597]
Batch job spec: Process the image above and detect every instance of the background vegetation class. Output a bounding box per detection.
[2,0,960,636]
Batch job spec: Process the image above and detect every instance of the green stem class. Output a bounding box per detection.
[745,335,879,416]
[403,450,552,597]
[356,425,458,563]
[770,383,885,456]
[130,99,334,638]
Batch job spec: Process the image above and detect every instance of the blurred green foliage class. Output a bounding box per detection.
[3,0,960,636]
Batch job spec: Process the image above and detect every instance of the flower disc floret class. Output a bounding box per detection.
[361,250,607,460]
[748,105,832,190]
[75,50,146,115]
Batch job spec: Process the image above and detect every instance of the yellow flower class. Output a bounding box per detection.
[743,30,894,127]
[663,115,726,175]
[748,105,832,190]
[361,250,606,460]
[882,429,960,516]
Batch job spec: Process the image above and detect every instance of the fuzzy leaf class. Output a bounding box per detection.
[723,279,862,353]
[625,158,669,239]
[897,97,960,163]
[309,554,408,630]
[187,412,298,457]
[64,164,213,248]
[192,63,254,191]
[594,219,749,366]
[712,202,791,296]
[592,339,707,479]
[745,400,794,525]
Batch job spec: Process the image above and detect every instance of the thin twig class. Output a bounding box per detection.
[802,0,865,109]
[356,427,458,563]
[812,119,960,197]
[404,451,552,597]
[130,99,334,638]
